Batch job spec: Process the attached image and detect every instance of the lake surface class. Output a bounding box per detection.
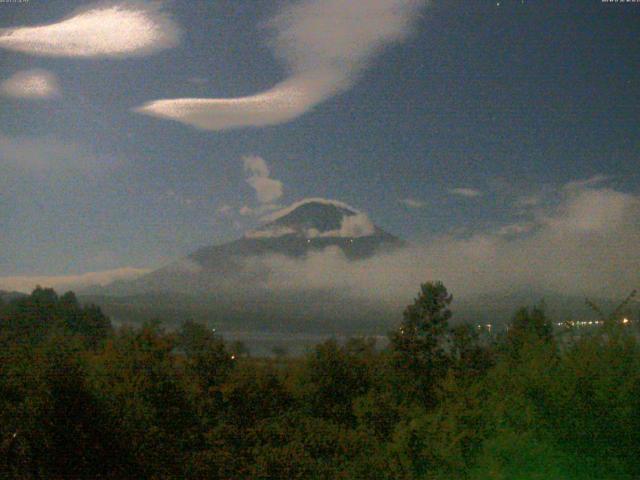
[218,330,389,357]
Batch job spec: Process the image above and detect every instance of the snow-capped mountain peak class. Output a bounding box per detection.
[246,198,375,239]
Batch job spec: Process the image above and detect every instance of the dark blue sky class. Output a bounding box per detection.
[1,0,639,280]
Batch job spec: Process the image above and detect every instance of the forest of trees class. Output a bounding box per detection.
[1,283,639,479]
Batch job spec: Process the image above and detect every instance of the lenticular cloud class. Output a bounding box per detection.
[0,1,180,58]
[135,70,343,130]
[135,0,426,130]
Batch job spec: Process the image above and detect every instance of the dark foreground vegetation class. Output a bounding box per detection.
[1,284,639,479]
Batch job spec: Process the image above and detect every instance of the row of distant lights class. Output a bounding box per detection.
[559,318,630,328]
[475,318,631,332]
[306,238,355,243]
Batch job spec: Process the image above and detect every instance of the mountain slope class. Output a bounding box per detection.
[104,199,401,291]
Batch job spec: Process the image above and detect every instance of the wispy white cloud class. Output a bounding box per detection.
[242,155,283,207]
[0,267,150,294]
[400,198,425,208]
[247,176,283,204]
[0,69,61,99]
[134,0,425,130]
[243,155,271,178]
[449,187,483,198]
[135,72,340,130]
[0,1,180,58]
[333,213,375,237]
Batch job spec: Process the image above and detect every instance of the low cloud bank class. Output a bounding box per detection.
[0,267,150,294]
[254,182,640,304]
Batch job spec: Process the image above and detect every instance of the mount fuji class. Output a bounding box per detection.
[83,199,405,332]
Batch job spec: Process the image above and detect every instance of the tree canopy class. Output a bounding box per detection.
[1,284,639,479]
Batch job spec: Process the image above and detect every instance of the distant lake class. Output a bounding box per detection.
[218,330,389,357]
